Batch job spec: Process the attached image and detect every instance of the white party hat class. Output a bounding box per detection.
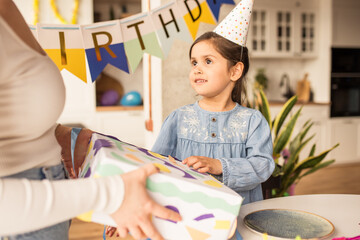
[213,0,254,46]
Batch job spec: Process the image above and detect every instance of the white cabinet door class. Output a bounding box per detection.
[272,9,295,57]
[248,8,271,56]
[294,9,317,58]
[249,0,318,58]
[329,119,360,164]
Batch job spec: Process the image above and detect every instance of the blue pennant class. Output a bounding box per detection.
[85,43,129,82]
[206,0,236,21]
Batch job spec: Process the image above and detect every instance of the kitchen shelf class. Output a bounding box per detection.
[269,101,330,106]
[96,105,144,112]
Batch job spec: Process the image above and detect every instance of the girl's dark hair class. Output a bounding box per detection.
[189,31,249,105]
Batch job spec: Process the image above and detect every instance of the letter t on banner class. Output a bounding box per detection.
[37,24,87,83]
[81,20,129,83]
[120,12,163,73]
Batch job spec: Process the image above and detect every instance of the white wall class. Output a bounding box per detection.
[332,0,360,47]
[13,0,97,127]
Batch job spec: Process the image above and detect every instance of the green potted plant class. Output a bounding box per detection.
[255,89,339,198]
[254,68,268,91]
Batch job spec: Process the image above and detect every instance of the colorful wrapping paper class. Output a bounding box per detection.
[78,133,243,240]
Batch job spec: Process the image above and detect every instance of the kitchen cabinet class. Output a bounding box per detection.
[328,118,360,164]
[248,0,318,58]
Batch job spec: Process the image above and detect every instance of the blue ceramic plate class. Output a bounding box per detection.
[244,209,334,239]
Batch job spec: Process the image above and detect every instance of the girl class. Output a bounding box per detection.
[152,31,275,205]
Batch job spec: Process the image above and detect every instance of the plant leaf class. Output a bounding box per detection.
[294,143,339,171]
[300,121,314,142]
[259,89,272,129]
[272,95,297,138]
[302,119,311,129]
[308,144,316,157]
[298,159,335,180]
[284,134,315,174]
[272,164,282,177]
[273,107,302,155]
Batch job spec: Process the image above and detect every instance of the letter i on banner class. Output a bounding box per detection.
[177,0,217,40]
[120,12,163,73]
[150,1,193,58]
[81,20,129,82]
[37,24,87,83]
[206,0,236,22]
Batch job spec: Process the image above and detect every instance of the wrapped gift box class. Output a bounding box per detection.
[78,133,243,240]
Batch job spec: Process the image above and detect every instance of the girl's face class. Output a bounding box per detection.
[189,40,238,101]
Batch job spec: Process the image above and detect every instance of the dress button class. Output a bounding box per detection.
[211,117,217,122]
[211,133,216,138]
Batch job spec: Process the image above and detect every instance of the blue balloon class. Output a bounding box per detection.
[120,91,142,106]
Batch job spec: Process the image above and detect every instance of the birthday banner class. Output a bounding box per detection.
[30,0,236,83]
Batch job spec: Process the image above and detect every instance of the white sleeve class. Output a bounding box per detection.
[0,176,124,236]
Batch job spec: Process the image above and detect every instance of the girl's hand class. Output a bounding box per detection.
[55,124,93,178]
[111,164,182,240]
[182,156,223,175]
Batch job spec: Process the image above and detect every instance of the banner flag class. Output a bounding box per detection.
[120,12,163,72]
[177,0,217,40]
[30,0,237,84]
[81,20,129,82]
[37,24,87,83]
[29,25,38,39]
[151,1,193,57]
[206,0,235,22]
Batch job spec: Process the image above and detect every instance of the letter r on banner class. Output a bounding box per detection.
[92,32,117,61]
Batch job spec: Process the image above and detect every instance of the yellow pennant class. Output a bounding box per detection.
[45,48,87,83]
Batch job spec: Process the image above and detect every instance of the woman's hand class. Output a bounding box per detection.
[111,164,182,240]
[182,156,223,175]
[105,226,118,237]
[55,124,93,178]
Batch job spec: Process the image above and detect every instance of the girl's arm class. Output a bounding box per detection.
[219,111,275,192]
[151,111,178,156]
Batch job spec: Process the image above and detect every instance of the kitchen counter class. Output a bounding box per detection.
[269,101,331,106]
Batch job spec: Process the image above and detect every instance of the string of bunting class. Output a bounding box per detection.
[30,0,240,83]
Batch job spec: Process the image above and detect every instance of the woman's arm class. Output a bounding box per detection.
[0,164,181,240]
[0,175,124,235]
